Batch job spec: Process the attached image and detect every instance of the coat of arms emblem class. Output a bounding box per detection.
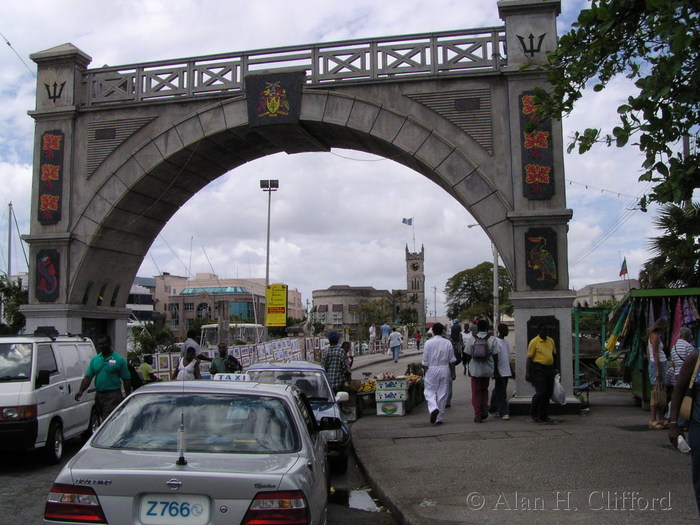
[257,81,290,118]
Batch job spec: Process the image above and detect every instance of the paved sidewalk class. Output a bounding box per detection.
[349,348,699,524]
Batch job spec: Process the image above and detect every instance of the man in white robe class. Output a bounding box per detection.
[421,322,456,424]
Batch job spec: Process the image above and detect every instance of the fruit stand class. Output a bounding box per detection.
[354,371,424,417]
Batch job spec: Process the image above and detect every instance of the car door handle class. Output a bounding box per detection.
[307,460,313,471]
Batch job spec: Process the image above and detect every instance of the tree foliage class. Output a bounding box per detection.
[536,0,699,205]
[129,323,177,358]
[0,275,27,334]
[639,201,700,288]
[357,299,392,333]
[444,262,513,322]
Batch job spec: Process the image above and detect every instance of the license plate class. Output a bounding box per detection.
[139,494,210,525]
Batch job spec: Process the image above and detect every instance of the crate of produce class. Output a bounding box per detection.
[375,378,408,390]
[375,389,408,402]
[376,401,406,416]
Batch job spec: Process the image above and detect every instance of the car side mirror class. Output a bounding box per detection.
[36,369,51,389]
[318,416,342,431]
[335,391,350,403]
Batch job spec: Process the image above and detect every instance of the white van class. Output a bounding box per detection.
[0,328,99,463]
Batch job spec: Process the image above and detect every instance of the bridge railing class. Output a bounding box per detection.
[83,27,506,107]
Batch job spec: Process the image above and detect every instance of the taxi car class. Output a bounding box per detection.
[44,380,335,524]
[246,361,352,473]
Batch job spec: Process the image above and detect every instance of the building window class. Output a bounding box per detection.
[184,303,194,311]
[349,312,359,324]
[171,303,179,320]
[332,311,343,325]
[197,303,210,319]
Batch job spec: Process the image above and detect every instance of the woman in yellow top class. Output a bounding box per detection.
[525,324,556,423]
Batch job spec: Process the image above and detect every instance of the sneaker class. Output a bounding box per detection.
[502,414,510,420]
[473,417,483,423]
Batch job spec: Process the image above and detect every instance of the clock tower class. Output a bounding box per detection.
[405,245,426,327]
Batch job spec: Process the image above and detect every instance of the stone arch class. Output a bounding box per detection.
[70,90,513,308]
[25,0,579,411]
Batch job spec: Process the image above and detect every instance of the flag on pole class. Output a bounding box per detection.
[619,257,628,277]
[402,218,413,226]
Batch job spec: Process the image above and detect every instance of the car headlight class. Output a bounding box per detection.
[1,405,37,421]
[321,428,343,442]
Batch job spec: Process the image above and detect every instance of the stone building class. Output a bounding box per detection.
[311,245,426,337]
[573,279,640,308]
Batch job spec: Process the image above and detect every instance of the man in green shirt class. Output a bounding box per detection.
[209,343,243,376]
[75,335,131,420]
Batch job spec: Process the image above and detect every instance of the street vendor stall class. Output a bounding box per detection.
[607,288,700,406]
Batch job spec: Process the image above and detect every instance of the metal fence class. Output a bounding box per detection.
[83,26,506,107]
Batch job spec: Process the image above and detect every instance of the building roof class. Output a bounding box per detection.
[576,279,639,292]
[134,276,156,287]
[181,286,250,295]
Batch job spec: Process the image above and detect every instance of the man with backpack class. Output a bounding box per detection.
[463,319,497,423]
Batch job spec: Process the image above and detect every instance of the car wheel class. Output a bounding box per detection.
[330,455,348,474]
[81,406,101,442]
[43,421,64,464]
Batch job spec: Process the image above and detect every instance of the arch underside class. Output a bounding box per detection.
[70,90,512,307]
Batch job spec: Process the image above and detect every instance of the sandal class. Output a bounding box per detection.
[648,422,663,430]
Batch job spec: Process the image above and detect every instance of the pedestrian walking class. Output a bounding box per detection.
[321,332,349,393]
[421,322,456,425]
[488,323,512,420]
[74,335,131,421]
[463,319,497,423]
[388,327,403,362]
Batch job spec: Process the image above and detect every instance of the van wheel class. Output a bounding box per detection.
[82,407,101,442]
[43,421,64,464]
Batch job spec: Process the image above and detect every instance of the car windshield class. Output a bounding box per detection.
[92,393,299,453]
[247,370,333,402]
[0,343,32,381]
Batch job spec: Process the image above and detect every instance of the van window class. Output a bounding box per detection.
[57,344,82,378]
[37,344,59,375]
[0,343,32,381]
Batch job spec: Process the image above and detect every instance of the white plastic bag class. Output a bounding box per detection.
[551,373,566,405]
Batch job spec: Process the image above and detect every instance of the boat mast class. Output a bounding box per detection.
[6,201,11,279]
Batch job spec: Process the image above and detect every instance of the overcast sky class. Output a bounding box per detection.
[0,0,665,316]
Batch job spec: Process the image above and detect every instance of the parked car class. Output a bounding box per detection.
[247,361,352,473]
[44,380,335,525]
[0,328,99,463]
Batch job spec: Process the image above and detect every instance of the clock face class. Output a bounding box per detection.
[410,261,421,271]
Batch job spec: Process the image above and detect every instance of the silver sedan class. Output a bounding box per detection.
[44,380,334,524]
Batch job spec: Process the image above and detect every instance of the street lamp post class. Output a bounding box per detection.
[260,180,279,288]
[467,223,499,329]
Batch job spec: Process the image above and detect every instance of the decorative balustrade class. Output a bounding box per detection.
[83,27,506,107]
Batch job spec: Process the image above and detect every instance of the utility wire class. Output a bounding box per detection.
[0,30,36,78]
[569,184,652,267]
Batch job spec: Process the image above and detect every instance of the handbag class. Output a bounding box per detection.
[650,383,666,409]
[551,373,566,405]
[679,354,700,420]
